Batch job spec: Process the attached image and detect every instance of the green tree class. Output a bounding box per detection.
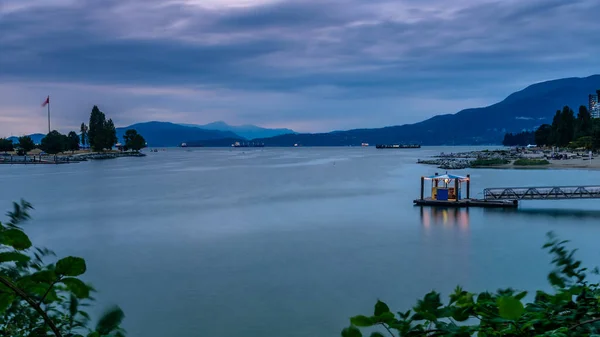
[534,124,552,146]
[123,129,146,152]
[576,105,592,138]
[88,106,107,152]
[549,110,561,145]
[67,131,80,153]
[104,119,117,150]
[0,200,126,336]
[344,232,600,337]
[80,123,88,148]
[122,129,136,147]
[0,138,14,153]
[557,106,576,147]
[17,136,35,155]
[130,134,146,152]
[569,136,593,150]
[40,131,66,156]
[592,119,600,150]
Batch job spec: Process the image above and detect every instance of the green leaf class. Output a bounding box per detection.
[87,332,100,337]
[372,312,395,324]
[0,251,30,263]
[341,326,362,337]
[374,300,390,316]
[95,306,125,335]
[452,306,471,322]
[350,315,374,327]
[1,229,32,250]
[69,294,79,317]
[548,271,566,288]
[514,291,528,301]
[497,296,524,320]
[370,333,385,337]
[56,256,86,276]
[31,270,57,283]
[61,277,91,298]
[0,293,15,314]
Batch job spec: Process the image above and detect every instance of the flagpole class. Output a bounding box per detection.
[47,96,51,133]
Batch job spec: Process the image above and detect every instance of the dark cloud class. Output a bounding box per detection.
[0,0,599,134]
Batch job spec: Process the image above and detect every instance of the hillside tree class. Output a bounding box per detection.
[534,124,552,146]
[576,105,592,138]
[67,131,80,153]
[557,106,576,146]
[502,131,535,146]
[17,136,35,155]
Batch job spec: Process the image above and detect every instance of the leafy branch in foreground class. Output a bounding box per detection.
[343,232,600,337]
[0,200,125,337]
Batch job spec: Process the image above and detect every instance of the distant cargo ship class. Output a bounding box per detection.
[361,143,369,147]
[375,144,421,149]
[232,141,265,147]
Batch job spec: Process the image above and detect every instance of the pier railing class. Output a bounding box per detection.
[483,186,600,200]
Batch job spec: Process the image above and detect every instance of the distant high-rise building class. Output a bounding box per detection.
[590,90,600,119]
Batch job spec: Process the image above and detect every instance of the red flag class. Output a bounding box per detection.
[41,96,49,107]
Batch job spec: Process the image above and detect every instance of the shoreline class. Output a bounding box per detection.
[418,149,600,170]
[0,151,146,165]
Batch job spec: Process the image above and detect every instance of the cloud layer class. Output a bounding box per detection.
[1,0,599,135]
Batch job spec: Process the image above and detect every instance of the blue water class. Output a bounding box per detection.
[1,147,600,336]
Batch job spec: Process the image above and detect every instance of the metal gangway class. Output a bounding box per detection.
[483,185,600,201]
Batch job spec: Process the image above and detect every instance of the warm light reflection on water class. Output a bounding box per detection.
[420,207,470,231]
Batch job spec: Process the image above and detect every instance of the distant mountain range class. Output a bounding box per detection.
[8,134,46,144]
[116,122,239,147]
[250,75,600,146]
[180,121,295,139]
[6,75,599,147]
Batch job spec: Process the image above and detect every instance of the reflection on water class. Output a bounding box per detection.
[419,207,470,230]
[483,207,600,220]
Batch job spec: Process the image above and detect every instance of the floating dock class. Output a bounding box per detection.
[414,198,518,208]
[414,173,518,208]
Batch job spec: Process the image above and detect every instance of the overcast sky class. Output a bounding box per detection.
[1,0,599,136]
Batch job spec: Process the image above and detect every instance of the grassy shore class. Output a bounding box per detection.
[513,158,550,166]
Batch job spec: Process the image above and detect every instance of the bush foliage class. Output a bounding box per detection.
[343,233,600,337]
[0,200,125,337]
[513,159,550,166]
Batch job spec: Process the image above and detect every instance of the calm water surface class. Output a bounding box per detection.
[1,147,600,337]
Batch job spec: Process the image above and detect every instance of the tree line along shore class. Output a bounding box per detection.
[502,105,599,149]
[0,106,147,164]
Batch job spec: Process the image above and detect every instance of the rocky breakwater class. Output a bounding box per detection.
[77,152,146,160]
[417,158,471,169]
[418,149,524,169]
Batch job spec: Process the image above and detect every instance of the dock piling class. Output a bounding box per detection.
[466,174,470,199]
[454,178,459,202]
